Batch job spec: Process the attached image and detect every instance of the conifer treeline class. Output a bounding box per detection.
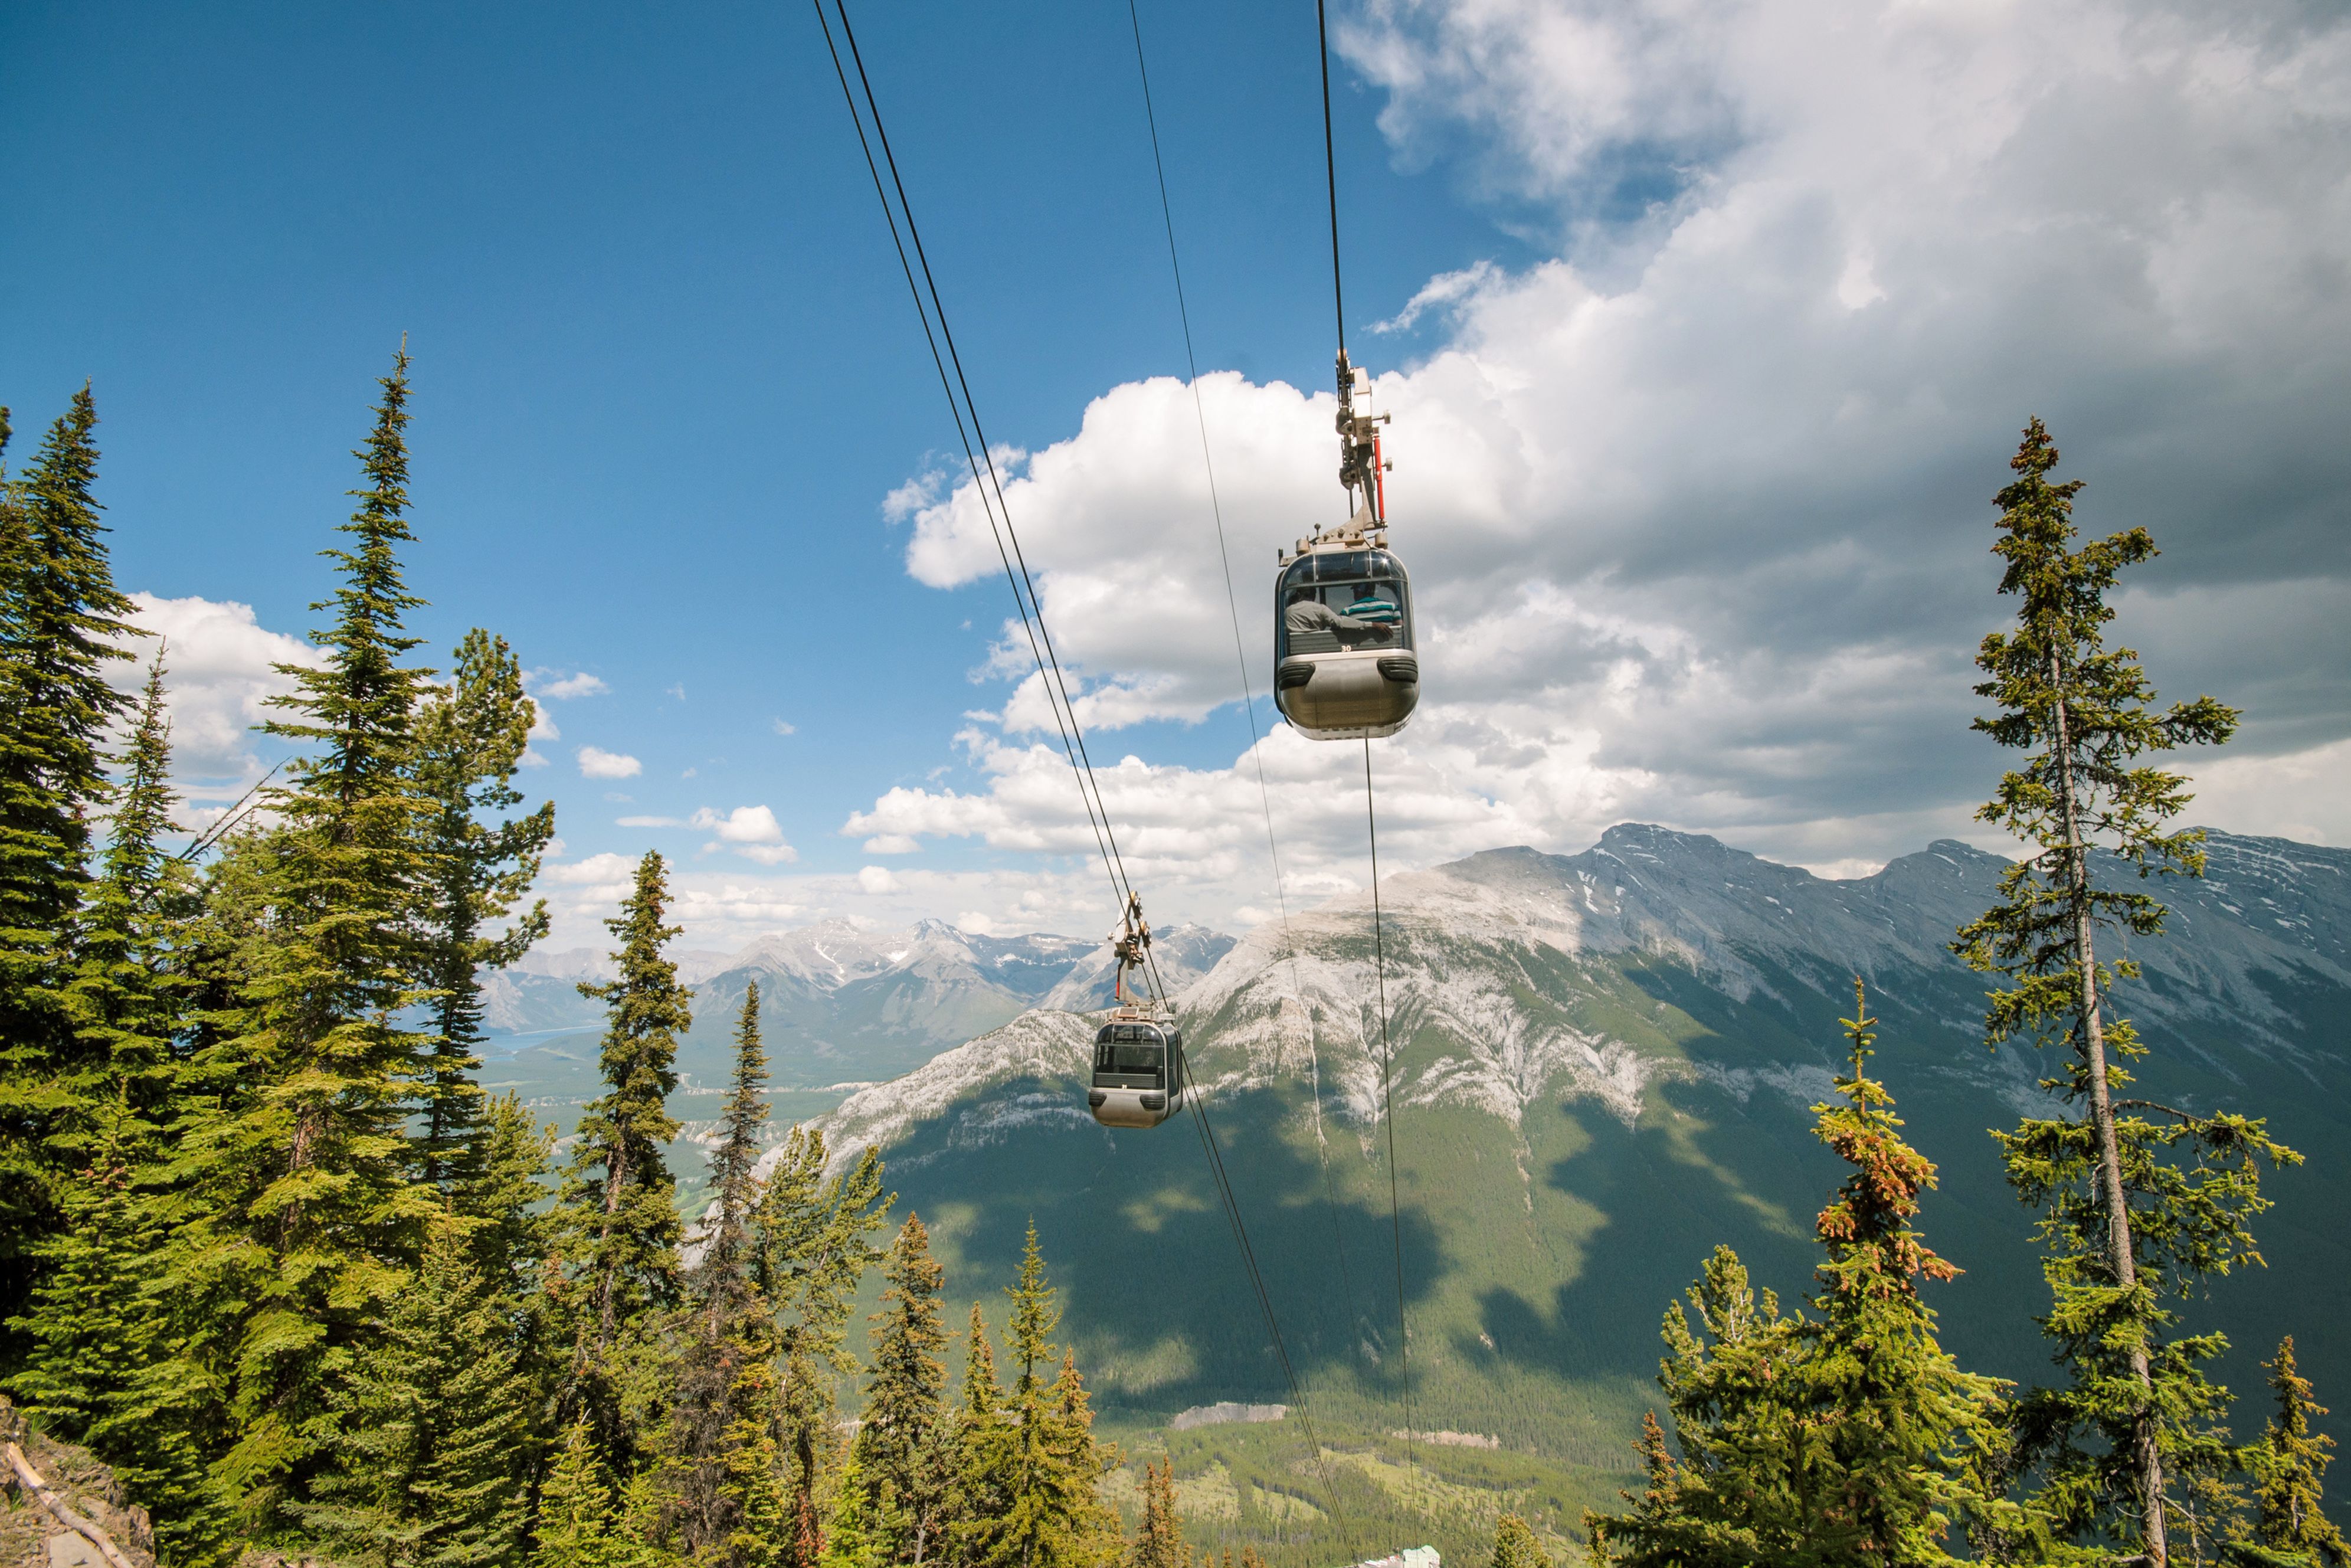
[0,359,1127,1568]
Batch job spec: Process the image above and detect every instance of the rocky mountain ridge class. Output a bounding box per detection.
[766,823,2349,1468]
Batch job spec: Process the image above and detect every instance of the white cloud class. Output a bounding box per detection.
[617,814,686,828]
[857,866,902,895]
[772,719,797,736]
[862,834,921,855]
[862,0,2351,900]
[1371,259,1503,334]
[110,592,325,796]
[692,804,785,844]
[545,851,638,888]
[578,746,643,779]
[528,669,610,700]
[689,805,798,866]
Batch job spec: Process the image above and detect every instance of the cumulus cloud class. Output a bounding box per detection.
[528,669,609,700]
[690,805,797,866]
[1370,259,1503,333]
[858,0,2351,895]
[578,746,642,780]
[862,834,921,855]
[857,866,901,895]
[109,593,324,797]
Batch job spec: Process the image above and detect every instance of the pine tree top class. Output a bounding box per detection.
[1006,1219,1060,1394]
[1810,980,1956,1304]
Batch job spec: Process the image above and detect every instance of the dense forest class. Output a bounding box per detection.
[0,356,2343,1568]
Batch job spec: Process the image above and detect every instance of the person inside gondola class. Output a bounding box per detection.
[1345,582,1400,627]
[1285,587,1394,647]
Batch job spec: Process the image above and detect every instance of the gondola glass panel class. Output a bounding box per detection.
[1274,546,1418,739]
[1088,1020,1183,1129]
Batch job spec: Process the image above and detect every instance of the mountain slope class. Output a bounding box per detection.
[784,826,2351,1483]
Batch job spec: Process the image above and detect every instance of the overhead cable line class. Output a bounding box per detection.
[813,0,1151,960]
[1310,0,1419,1465]
[1121,0,1376,1407]
[1316,0,1350,359]
[1363,738,1414,1463]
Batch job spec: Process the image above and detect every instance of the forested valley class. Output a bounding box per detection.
[2,354,2346,1568]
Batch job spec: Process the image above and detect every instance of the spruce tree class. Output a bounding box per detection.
[58,649,189,1144]
[825,1452,888,1568]
[1128,1459,1184,1568]
[752,1126,889,1533]
[412,627,554,1189]
[857,1213,952,1567]
[8,1112,235,1566]
[8,654,223,1558]
[0,388,140,1353]
[556,849,690,1473]
[662,986,788,1567]
[535,1418,653,1568]
[948,1304,1010,1557]
[156,347,445,1528]
[1584,986,2018,1566]
[1956,418,2294,1564]
[2243,1338,2348,1566]
[958,1224,1116,1568]
[1488,1514,1551,1568]
[299,1214,536,1567]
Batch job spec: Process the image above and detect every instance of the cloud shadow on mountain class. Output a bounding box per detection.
[873,1073,1446,1421]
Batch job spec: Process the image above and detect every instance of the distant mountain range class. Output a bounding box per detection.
[482,916,1236,1088]
[761,824,2351,1477]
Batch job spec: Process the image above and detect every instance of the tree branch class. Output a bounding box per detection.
[4,1442,140,1568]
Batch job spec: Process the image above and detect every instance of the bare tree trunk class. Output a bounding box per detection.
[2051,666,2167,1567]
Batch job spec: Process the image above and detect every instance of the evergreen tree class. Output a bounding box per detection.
[2243,1338,2348,1566]
[298,1215,536,1567]
[824,1452,888,1568]
[460,1091,556,1307]
[157,346,445,1528]
[752,1125,889,1533]
[662,986,788,1567]
[535,1418,654,1568]
[948,1304,1010,1559]
[56,649,188,1151]
[856,1213,952,1567]
[958,1225,1117,1568]
[8,654,224,1558]
[556,849,691,1474]
[1488,1513,1550,1568]
[9,1113,236,1566]
[1956,418,2293,1564]
[1585,985,2018,1566]
[412,628,554,1190]
[0,387,140,1353]
[1128,1460,1184,1568]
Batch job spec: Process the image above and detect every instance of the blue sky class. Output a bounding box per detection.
[6,0,2348,948]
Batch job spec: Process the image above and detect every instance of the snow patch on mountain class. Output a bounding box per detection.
[763,1009,1099,1180]
[1409,973,1659,1127]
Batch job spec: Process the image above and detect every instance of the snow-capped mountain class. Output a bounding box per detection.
[765,825,2351,1463]
[480,916,1229,1089]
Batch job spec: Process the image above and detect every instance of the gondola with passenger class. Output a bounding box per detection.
[1273,349,1418,740]
[1086,894,1184,1130]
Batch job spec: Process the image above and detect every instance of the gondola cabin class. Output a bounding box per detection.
[1088,1016,1183,1130]
[1274,542,1417,740]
